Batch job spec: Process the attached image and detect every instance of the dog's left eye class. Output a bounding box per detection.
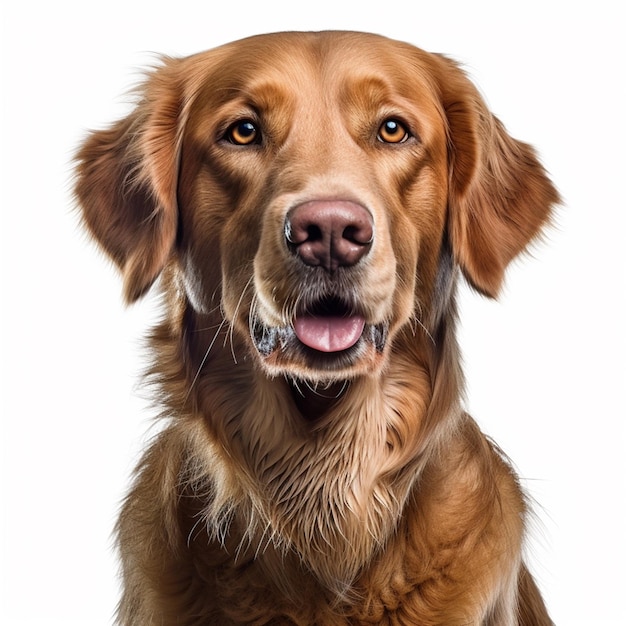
[225,120,260,145]
[377,119,410,144]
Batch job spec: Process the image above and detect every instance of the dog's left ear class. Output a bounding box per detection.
[74,59,188,303]
[437,56,560,298]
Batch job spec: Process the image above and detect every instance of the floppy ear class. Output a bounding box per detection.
[74,59,186,303]
[439,57,560,298]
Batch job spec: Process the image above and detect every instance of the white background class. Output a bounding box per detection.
[1,1,624,624]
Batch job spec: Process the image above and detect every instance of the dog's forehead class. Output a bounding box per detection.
[192,31,440,103]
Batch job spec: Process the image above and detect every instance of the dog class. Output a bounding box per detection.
[75,31,559,625]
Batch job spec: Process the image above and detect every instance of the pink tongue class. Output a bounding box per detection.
[294,315,366,353]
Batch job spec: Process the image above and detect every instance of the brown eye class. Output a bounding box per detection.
[378,119,409,144]
[226,120,259,145]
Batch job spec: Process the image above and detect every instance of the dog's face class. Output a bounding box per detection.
[75,32,557,384]
[178,33,450,381]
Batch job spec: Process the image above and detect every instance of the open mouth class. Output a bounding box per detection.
[293,296,365,353]
[251,294,388,371]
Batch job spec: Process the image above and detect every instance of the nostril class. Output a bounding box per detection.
[285,218,322,245]
[307,224,323,242]
[343,224,373,245]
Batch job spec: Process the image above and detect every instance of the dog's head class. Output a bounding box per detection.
[75,32,558,383]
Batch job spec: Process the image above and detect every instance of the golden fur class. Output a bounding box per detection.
[74,31,559,625]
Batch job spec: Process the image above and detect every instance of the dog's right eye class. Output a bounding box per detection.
[377,119,410,144]
[225,120,260,145]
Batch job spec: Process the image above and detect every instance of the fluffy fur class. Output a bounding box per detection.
[74,31,559,625]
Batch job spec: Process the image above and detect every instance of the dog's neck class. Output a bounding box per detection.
[288,378,350,421]
[168,300,463,595]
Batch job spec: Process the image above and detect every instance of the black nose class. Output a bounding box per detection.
[285,200,373,272]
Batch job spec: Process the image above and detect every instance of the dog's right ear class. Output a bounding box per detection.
[74,59,187,303]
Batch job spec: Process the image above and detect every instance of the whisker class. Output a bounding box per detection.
[184,316,228,404]
[288,376,305,397]
[249,292,259,341]
[300,378,350,399]
[227,274,255,364]
[186,513,206,548]
[413,313,436,346]
[283,291,302,325]
[192,321,228,333]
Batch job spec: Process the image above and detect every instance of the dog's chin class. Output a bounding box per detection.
[251,321,388,382]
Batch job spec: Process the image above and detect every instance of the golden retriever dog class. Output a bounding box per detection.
[75,31,559,625]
